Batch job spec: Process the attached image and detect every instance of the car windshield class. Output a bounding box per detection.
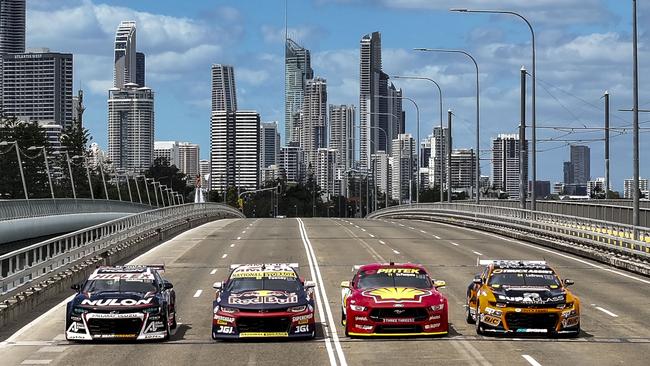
[226,277,302,293]
[83,279,158,293]
[357,268,432,289]
[488,273,561,287]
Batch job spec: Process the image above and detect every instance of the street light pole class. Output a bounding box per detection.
[519,67,527,209]
[415,47,480,204]
[393,75,445,202]
[447,110,453,203]
[72,155,94,200]
[64,152,77,199]
[632,0,640,236]
[1,141,28,199]
[134,175,143,204]
[98,162,109,200]
[604,91,610,199]
[28,146,54,199]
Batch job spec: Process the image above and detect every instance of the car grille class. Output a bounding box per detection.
[505,313,558,330]
[375,325,422,334]
[369,308,428,322]
[237,316,290,333]
[87,318,143,336]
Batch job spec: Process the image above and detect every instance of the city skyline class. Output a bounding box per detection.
[14,0,650,190]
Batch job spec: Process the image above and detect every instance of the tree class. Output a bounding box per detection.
[144,157,190,203]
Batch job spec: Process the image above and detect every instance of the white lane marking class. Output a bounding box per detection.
[210,269,218,275]
[236,236,241,240]
[408,226,415,230]
[361,228,367,232]
[222,254,228,259]
[433,235,441,239]
[21,361,51,365]
[393,250,401,255]
[522,355,542,366]
[473,251,483,256]
[193,290,203,298]
[431,220,650,285]
[369,234,375,238]
[420,230,427,234]
[451,242,460,246]
[379,240,386,245]
[297,218,347,366]
[242,230,246,234]
[37,346,68,353]
[595,306,619,317]
[398,224,405,227]
[230,243,235,247]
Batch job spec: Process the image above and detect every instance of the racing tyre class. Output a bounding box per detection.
[475,304,484,335]
[465,306,475,324]
[341,307,346,326]
[162,310,171,341]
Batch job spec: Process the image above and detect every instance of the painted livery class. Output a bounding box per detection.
[212,263,316,339]
[467,260,581,336]
[341,263,449,337]
[65,265,177,341]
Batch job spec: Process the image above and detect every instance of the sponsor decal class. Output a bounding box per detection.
[294,325,311,333]
[80,298,154,307]
[383,318,415,323]
[354,316,369,321]
[144,321,165,333]
[216,326,234,334]
[86,313,142,319]
[291,314,313,322]
[88,273,155,280]
[377,268,421,274]
[515,328,548,333]
[429,315,441,320]
[562,317,580,328]
[239,332,289,337]
[67,322,86,332]
[363,287,431,302]
[424,323,441,329]
[492,269,554,274]
[65,333,88,340]
[94,334,138,339]
[231,271,296,279]
[214,315,235,323]
[497,293,564,304]
[482,315,501,326]
[228,291,298,305]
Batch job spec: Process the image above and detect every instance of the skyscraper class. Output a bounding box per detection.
[260,122,281,169]
[108,85,155,173]
[178,142,200,178]
[0,0,25,54]
[301,77,327,166]
[154,141,180,166]
[450,149,476,190]
[359,32,400,168]
[329,104,356,170]
[316,148,338,197]
[391,134,416,204]
[280,142,305,184]
[563,161,574,185]
[285,38,313,144]
[428,127,449,190]
[136,52,146,87]
[211,64,237,112]
[0,51,73,128]
[570,145,590,184]
[492,134,528,198]
[113,21,137,88]
[210,110,260,191]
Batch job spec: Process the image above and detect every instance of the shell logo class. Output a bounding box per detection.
[367,287,426,301]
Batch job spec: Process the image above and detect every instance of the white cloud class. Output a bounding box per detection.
[237,68,271,86]
[261,25,326,45]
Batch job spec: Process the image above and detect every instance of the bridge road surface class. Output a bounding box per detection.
[0,218,648,365]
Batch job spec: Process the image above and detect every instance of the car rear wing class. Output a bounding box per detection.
[478,259,547,267]
[116,264,166,272]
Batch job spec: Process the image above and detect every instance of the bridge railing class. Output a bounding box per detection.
[367,203,650,260]
[0,203,243,299]
[0,199,155,221]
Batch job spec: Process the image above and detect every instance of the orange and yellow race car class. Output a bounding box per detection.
[466,260,580,337]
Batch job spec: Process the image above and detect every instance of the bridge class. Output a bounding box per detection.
[0,201,648,366]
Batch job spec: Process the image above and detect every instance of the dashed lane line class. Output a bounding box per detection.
[21,361,51,365]
[379,240,386,245]
[193,290,203,298]
[522,355,542,366]
[230,243,235,247]
[433,235,441,239]
[594,305,619,317]
[472,251,483,256]
[236,237,241,240]
[210,269,218,275]
[222,254,228,259]
[451,242,460,246]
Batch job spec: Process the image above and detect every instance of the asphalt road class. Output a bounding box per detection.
[1,217,649,366]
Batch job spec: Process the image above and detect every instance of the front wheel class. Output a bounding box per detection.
[341,307,346,326]
[475,304,484,335]
[465,306,475,324]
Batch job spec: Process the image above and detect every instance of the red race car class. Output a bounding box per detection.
[340,262,448,337]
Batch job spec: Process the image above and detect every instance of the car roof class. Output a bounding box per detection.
[356,263,427,272]
[486,261,555,274]
[229,263,299,278]
[89,265,159,280]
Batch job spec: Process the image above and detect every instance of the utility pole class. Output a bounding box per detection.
[447,110,453,203]
[604,91,610,199]
[632,0,640,238]
[520,67,527,209]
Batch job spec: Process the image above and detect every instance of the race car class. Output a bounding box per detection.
[65,265,177,341]
[340,262,449,337]
[466,260,580,336]
[212,263,316,340]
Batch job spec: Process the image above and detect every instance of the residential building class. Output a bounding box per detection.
[570,145,590,184]
[563,161,574,185]
[624,178,649,199]
[178,142,200,178]
[390,134,415,204]
[0,0,25,54]
[0,50,73,128]
[553,182,564,195]
[329,104,355,170]
[428,127,449,190]
[420,136,431,169]
[113,21,137,88]
[285,38,313,144]
[587,177,606,197]
[210,110,260,191]
[528,180,551,199]
[360,32,400,168]
[372,151,390,198]
[280,142,305,184]
[199,159,210,188]
[211,64,237,112]
[316,148,338,197]
[261,165,280,184]
[154,141,180,167]
[492,134,528,199]
[261,122,281,169]
[136,52,145,87]
[301,77,327,166]
[107,85,154,173]
[450,149,476,191]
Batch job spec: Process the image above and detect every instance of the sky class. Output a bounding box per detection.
[25,0,650,191]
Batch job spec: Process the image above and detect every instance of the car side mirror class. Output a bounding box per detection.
[71,284,81,292]
[213,282,223,290]
[563,279,574,286]
[434,280,446,289]
[304,280,316,289]
[163,281,174,290]
[472,278,482,285]
[340,281,350,288]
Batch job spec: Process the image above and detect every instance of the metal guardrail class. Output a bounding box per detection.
[459,199,650,227]
[0,199,155,221]
[367,203,650,259]
[0,203,243,299]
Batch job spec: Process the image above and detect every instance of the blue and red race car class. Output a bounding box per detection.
[212,263,316,340]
